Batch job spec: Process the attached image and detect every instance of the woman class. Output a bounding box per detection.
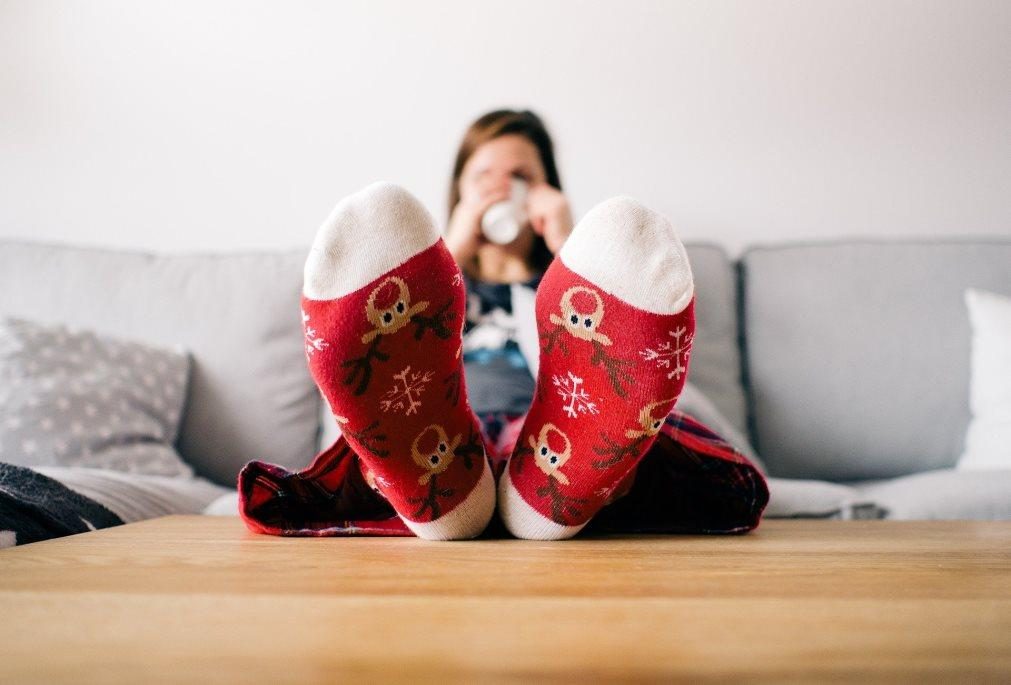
[237,110,768,540]
[445,110,571,439]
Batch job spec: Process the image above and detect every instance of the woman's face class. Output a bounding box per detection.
[458,134,547,200]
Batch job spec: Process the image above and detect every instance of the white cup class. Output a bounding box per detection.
[481,178,528,245]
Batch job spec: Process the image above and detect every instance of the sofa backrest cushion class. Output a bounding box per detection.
[0,240,745,485]
[742,239,1011,480]
[0,241,319,485]
[683,244,747,436]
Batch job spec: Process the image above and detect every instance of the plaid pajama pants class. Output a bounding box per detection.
[239,409,769,537]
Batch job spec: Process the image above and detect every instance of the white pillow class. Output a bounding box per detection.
[957,289,1011,471]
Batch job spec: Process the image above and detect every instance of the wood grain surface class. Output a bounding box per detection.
[1,516,1008,683]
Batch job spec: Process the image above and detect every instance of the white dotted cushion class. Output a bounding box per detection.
[0,317,193,477]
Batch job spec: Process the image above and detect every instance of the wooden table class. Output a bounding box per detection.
[1,517,1009,683]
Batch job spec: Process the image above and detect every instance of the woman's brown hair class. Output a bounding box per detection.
[448,109,561,272]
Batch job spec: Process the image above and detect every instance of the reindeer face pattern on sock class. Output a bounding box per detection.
[529,423,572,485]
[361,276,429,344]
[411,424,461,485]
[625,399,676,439]
[336,274,456,397]
[541,284,635,396]
[549,286,612,345]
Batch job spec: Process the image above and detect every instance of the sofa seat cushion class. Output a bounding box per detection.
[852,469,1011,520]
[35,466,231,524]
[764,478,881,519]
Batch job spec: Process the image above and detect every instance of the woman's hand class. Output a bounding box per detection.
[526,183,573,254]
[445,176,512,265]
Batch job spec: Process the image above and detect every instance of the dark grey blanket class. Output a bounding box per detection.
[0,462,123,547]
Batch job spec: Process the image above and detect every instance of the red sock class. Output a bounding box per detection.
[301,183,494,540]
[498,197,696,539]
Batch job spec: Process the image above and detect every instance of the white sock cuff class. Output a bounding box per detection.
[304,182,441,301]
[559,196,694,315]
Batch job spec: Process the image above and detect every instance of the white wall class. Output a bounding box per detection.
[1,0,1009,255]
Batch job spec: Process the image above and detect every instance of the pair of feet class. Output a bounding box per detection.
[302,183,695,540]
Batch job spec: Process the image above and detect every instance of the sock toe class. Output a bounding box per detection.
[498,468,585,540]
[304,181,441,301]
[407,457,496,541]
[558,196,694,315]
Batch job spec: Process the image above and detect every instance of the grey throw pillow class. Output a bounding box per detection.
[0,318,193,477]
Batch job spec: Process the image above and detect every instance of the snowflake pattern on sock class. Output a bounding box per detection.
[379,366,435,416]
[640,326,693,381]
[552,371,600,418]
[302,310,329,358]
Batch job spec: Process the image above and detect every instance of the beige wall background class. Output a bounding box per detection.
[1,0,1009,255]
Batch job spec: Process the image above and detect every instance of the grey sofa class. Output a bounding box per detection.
[1,237,1009,520]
